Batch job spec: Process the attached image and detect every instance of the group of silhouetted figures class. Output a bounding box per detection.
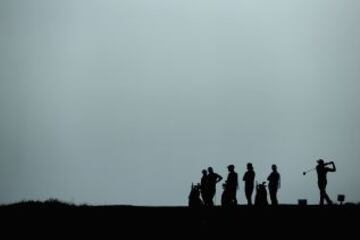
[189,163,280,207]
[189,159,337,207]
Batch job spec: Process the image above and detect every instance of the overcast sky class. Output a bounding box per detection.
[0,0,360,205]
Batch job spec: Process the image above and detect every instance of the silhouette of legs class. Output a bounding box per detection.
[208,188,216,206]
[269,187,278,205]
[228,188,237,206]
[221,190,230,206]
[201,191,210,206]
[245,185,254,205]
[318,183,333,205]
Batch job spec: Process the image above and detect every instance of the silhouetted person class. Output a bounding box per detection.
[200,169,210,206]
[188,183,203,207]
[267,164,280,205]
[255,182,268,206]
[243,163,255,205]
[221,165,238,207]
[316,159,336,205]
[207,167,223,206]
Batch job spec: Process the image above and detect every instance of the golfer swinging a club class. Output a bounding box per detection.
[316,159,336,205]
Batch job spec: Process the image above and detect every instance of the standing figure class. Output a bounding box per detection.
[316,159,336,205]
[221,165,238,207]
[200,169,210,206]
[243,163,255,205]
[207,167,223,206]
[267,164,280,205]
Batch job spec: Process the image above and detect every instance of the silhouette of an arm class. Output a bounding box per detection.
[329,161,336,172]
[216,174,223,183]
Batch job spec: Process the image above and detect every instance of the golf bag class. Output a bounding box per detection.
[255,182,268,206]
[188,183,203,207]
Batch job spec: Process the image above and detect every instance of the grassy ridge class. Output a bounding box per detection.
[1,200,359,237]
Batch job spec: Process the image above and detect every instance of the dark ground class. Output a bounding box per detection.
[1,201,359,237]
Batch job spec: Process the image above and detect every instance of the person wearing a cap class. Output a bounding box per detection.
[207,167,223,206]
[243,163,255,205]
[316,159,336,205]
[267,164,280,205]
[224,164,238,206]
[200,169,210,206]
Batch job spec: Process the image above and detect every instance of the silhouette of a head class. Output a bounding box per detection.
[272,164,277,171]
[208,167,214,174]
[317,159,325,166]
[247,163,253,170]
[202,169,207,175]
[227,164,235,172]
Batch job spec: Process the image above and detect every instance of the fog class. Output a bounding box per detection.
[1,0,360,205]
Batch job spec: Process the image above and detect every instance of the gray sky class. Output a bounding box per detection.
[0,0,360,205]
